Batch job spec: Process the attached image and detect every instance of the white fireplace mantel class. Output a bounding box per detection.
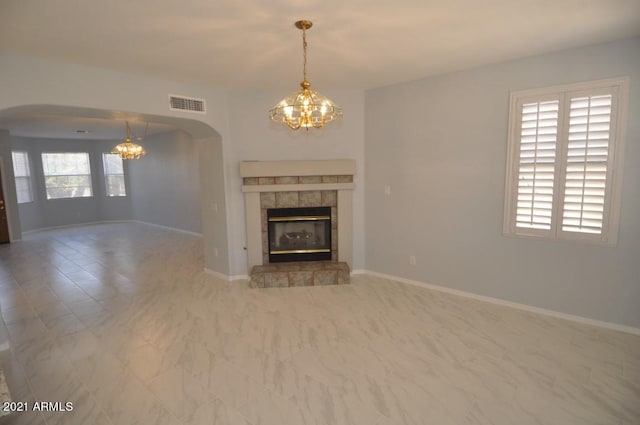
[240,160,355,270]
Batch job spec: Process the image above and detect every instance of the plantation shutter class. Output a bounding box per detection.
[504,78,626,245]
[102,153,127,197]
[515,100,559,231]
[561,93,613,235]
[11,151,33,204]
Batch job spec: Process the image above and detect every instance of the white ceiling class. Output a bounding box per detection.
[1,0,639,138]
[0,114,178,140]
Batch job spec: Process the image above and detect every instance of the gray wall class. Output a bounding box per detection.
[224,90,366,275]
[10,136,133,232]
[128,130,201,234]
[364,37,640,328]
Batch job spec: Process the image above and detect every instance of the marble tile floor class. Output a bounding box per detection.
[0,222,638,425]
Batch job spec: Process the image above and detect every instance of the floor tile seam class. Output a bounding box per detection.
[332,329,417,353]
[57,380,117,425]
[10,350,58,425]
[91,363,166,419]
[62,281,116,307]
[545,374,630,420]
[260,341,311,364]
[18,297,64,317]
[6,314,51,355]
[587,364,640,393]
[215,397,260,425]
[236,384,308,423]
[540,354,609,387]
[224,365,293,408]
[490,353,570,388]
[46,334,109,390]
[280,373,397,425]
[329,334,406,360]
[54,253,89,273]
[451,368,521,405]
[219,355,275,388]
[83,321,138,354]
[141,364,205,422]
[491,367,562,395]
[0,352,37,403]
[60,296,107,320]
[37,309,78,332]
[295,337,343,356]
[290,354,372,390]
[48,275,96,301]
[621,360,640,382]
[0,304,40,326]
[586,362,627,386]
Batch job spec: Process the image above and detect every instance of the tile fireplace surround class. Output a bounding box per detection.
[240,160,355,287]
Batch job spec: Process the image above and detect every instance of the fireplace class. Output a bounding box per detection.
[240,160,355,287]
[267,207,331,263]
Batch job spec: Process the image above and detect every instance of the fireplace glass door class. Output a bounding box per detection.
[267,207,331,263]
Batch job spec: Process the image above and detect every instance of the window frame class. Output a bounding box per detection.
[41,152,94,200]
[11,151,34,204]
[503,77,629,246]
[102,153,127,197]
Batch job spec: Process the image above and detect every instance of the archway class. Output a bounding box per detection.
[0,104,230,276]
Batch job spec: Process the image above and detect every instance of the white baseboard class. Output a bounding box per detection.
[362,270,640,336]
[204,268,231,281]
[350,269,367,275]
[22,220,203,238]
[133,220,202,237]
[203,268,248,282]
[22,219,132,235]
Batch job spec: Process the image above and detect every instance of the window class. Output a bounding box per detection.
[11,151,33,203]
[102,153,126,197]
[504,78,628,245]
[41,152,93,199]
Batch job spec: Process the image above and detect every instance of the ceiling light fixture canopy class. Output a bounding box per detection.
[269,20,343,130]
[111,121,147,160]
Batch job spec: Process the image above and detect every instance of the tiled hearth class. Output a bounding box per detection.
[250,261,350,288]
[240,160,355,288]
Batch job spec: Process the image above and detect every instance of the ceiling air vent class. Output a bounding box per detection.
[169,95,206,114]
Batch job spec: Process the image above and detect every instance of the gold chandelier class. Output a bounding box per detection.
[111,121,147,160]
[269,20,343,130]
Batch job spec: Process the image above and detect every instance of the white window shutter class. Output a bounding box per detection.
[561,94,612,235]
[102,153,127,197]
[11,151,34,204]
[504,77,627,245]
[515,100,559,231]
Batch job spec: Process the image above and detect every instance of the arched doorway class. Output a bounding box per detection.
[0,105,230,276]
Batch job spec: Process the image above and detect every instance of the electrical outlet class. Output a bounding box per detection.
[409,255,416,266]
[384,185,391,195]
[213,247,219,257]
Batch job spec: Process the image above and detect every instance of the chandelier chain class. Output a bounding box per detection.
[302,27,308,82]
[127,121,149,141]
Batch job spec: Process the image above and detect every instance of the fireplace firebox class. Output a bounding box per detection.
[267,207,332,263]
